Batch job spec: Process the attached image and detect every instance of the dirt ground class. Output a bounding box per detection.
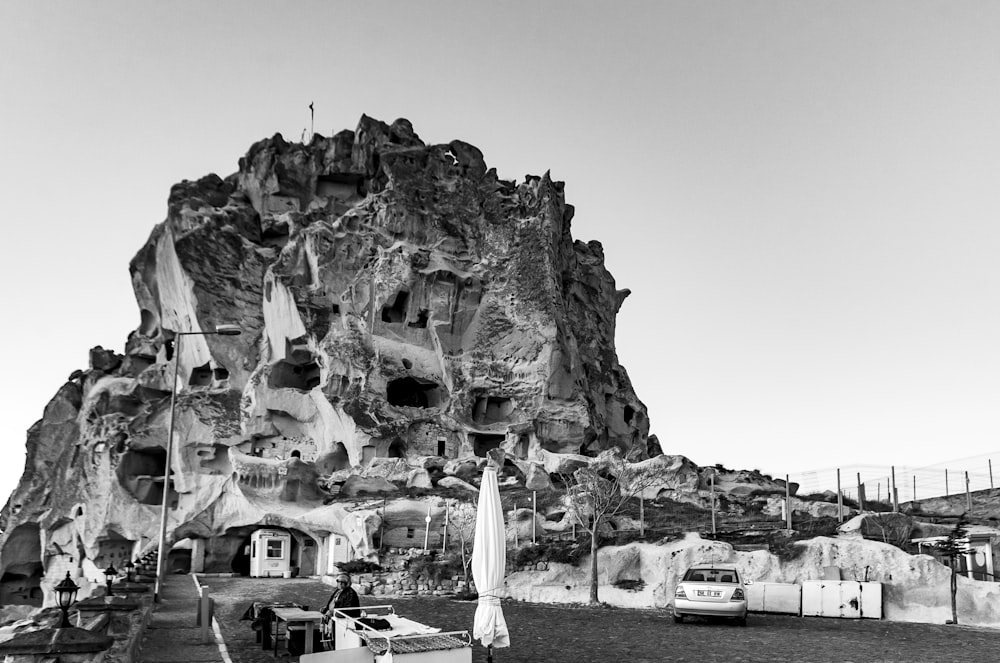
[203,576,1000,663]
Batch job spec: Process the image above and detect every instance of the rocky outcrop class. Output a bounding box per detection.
[0,115,649,607]
[504,533,1000,628]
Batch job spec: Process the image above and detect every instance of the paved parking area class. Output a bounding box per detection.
[201,576,1000,663]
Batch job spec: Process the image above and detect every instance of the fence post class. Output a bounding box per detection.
[532,492,537,545]
[990,459,994,490]
[423,504,431,551]
[199,585,212,644]
[913,475,916,503]
[966,471,972,512]
[945,469,949,497]
[442,500,449,553]
[891,466,898,512]
[857,473,865,511]
[785,474,792,531]
[836,469,843,522]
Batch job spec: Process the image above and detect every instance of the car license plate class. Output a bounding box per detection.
[697,590,721,598]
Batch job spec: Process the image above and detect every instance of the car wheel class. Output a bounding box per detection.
[673,614,683,624]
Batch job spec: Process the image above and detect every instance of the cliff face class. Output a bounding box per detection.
[0,116,648,605]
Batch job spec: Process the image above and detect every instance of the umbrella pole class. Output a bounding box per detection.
[487,644,494,662]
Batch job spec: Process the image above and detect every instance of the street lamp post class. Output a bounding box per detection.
[153,324,241,603]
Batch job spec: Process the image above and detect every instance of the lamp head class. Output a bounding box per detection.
[104,563,117,592]
[55,572,79,610]
[213,324,242,336]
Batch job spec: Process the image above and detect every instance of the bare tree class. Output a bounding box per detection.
[933,515,971,625]
[447,500,477,594]
[563,446,661,604]
[862,511,913,548]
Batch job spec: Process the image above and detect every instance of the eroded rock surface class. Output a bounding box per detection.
[0,116,649,605]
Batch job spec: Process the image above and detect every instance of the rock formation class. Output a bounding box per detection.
[0,115,649,606]
[503,534,1000,627]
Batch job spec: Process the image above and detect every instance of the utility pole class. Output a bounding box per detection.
[710,472,717,536]
[639,496,645,537]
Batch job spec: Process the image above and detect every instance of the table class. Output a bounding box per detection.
[271,607,326,655]
[240,602,304,649]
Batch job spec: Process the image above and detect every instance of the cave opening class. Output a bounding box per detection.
[388,438,407,458]
[262,220,291,249]
[117,448,170,505]
[269,360,322,391]
[189,362,213,387]
[214,366,230,381]
[139,309,159,337]
[381,291,409,323]
[472,395,514,424]
[408,309,429,328]
[0,523,43,607]
[624,405,635,425]
[471,433,505,458]
[387,377,442,408]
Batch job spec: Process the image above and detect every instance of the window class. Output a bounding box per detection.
[266,539,284,559]
[406,528,415,539]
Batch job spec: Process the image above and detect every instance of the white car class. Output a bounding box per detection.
[672,564,750,626]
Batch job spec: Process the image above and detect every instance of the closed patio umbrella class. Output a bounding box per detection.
[472,465,510,661]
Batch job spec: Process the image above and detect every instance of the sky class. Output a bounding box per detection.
[2,1,1000,503]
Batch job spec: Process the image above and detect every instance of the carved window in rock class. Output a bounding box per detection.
[472,395,514,424]
[386,377,443,408]
[624,405,635,425]
[381,291,410,323]
[514,434,529,459]
[362,445,376,464]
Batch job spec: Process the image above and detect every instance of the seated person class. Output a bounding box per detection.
[323,572,361,617]
[322,573,361,650]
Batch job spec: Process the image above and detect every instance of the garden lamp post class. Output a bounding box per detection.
[54,572,79,628]
[124,559,135,583]
[103,563,117,595]
[154,324,242,602]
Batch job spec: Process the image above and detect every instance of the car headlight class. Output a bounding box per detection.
[731,588,745,601]
[674,586,687,599]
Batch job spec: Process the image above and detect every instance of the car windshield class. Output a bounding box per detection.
[683,568,739,583]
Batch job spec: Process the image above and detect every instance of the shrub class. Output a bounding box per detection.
[513,539,588,567]
[612,578,645,591]
[769,537,808,562]
[338,560,382,575]
[405,551,464,584]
